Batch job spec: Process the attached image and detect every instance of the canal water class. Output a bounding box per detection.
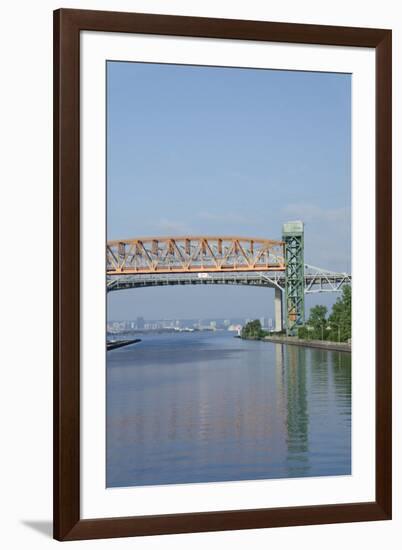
[106,331,351,488]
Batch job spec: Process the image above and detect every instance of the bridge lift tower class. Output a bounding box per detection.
[283,221,305,336]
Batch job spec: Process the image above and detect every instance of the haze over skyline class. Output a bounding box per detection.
[107,61,351,320]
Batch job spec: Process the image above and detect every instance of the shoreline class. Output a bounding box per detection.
[261,336,351,353]
[107,338,141,351]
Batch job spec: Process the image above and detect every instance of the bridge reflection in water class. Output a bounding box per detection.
[106,333,351,488]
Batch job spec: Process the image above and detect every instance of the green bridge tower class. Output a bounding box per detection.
[283,221,305,336]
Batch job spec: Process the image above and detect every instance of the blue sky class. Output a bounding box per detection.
[107,61,351,320]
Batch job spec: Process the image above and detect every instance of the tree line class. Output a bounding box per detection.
[241,285,351,343]
[297,284,351,342]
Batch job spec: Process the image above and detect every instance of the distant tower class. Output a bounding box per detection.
[283,221,305,336]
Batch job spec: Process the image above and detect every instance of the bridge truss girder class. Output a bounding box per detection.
[107,236,285,275]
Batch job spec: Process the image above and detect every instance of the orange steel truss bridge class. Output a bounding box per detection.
[107,236,285,275]
[107,232,351,335]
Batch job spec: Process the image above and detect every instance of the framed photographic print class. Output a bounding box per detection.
[53,8,392,541]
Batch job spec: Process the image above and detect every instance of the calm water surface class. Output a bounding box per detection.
[106,332,351,487]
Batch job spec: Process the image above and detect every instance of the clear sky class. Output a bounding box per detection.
[107,61,351,321]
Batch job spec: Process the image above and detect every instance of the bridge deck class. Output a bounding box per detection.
[107,267,351,294]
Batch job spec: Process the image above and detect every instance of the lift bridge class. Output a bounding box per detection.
[106,222,351,335]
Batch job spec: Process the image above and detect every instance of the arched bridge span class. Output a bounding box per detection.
[106,229,351,335]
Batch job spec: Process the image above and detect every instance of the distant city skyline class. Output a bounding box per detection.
[107,61,351,320]
[107,316,272,336]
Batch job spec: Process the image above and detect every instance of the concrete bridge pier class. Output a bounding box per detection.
[274,287,283,332]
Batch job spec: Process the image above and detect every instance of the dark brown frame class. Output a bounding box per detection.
[54,8,392,541]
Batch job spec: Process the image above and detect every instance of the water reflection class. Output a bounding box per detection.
[285,346,309,476]
[106,332,351,487]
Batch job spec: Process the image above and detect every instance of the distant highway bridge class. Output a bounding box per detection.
[106,223,351,335]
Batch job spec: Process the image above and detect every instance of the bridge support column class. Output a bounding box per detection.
[274,288,283,332]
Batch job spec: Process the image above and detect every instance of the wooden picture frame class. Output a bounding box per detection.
[53,8,392,541]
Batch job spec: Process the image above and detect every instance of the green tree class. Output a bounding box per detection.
[306,304,328,340]
[297,285,351,342]
[327,285,351,342]
[241,319,266,340]
[297,325,310,339]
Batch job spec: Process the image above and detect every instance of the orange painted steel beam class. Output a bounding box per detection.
[107,236,285,275]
